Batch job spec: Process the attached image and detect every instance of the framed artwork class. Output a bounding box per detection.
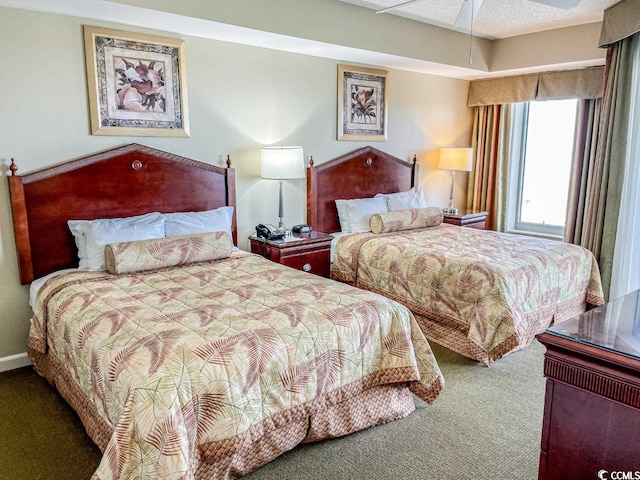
[83,26,189,137]
[337,64,388,141]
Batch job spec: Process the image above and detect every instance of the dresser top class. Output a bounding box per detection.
[545,289,640,361]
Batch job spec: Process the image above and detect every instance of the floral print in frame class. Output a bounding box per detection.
[337,64,388,141]
[83,25,189,137]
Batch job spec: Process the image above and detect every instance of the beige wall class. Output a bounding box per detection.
[491,23,604,73]
[0,7,472,362]
[109,0,494,73]
[108,0,605,77]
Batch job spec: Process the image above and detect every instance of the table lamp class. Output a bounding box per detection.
[438,147,473,215]
[261,146,305,230]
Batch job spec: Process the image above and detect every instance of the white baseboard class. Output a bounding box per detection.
[0,352,32,373]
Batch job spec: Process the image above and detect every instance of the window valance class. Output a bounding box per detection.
[599,0,640,48]
[467,67,605,107]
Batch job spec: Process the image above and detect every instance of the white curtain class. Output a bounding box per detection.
[609,33,640,300]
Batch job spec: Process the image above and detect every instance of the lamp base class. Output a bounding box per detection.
[442,207,459,215]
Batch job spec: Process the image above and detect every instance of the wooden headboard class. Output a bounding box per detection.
[8,143,237,284]
[306,146,417,234]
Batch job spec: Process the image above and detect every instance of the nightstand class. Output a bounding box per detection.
[249,231,333,277]
[442,209,488,230]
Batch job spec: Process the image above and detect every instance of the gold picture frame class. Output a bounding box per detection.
[83,25,189,137]
[337,64,388,141]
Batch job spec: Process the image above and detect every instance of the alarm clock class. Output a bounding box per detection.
[292,224,312,234]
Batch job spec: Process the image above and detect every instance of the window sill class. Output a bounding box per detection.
[505,229,564,242]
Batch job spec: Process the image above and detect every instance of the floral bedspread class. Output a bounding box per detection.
[331,224,605,364]
[28,251,443,479]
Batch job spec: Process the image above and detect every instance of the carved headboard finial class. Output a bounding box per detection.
[309,155,314,167]
[9,158,18,176]
[226,155,231,168]
[412,154,417,165]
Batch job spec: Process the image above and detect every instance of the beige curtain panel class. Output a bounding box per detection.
[598,0,640,47]
[467,67,605,106]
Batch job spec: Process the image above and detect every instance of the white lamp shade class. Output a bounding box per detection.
[438,148,473,172]
[261,146,305,180]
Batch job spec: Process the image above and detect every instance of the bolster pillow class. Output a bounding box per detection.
[105,231,233,274]
[370,207,443,234]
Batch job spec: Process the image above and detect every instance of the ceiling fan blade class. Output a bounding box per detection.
[529,0,581,9]
[454,0,484,29]
[375,0,424,14]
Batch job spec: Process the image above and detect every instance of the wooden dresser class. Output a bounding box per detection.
[536,289,640,480]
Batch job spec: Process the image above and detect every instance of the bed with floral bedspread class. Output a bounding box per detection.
[331,222,604,366]
[28,249,444,480]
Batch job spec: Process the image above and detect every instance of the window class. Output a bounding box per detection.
[509,99,578,238]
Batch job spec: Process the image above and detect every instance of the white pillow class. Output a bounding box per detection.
[375,188,427,211]
[346,197,388,233]
[375,187,415,200]
[335,199,352,233]
[164,206,234,242]
[68,221,91,269]
[416,187,427,208]
[68,212,165,271]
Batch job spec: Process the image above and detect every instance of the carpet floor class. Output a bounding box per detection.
[0,341,545,480]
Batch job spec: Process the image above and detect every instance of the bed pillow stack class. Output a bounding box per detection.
[68,212,166,271]
[335,188,428,233]
[67,206,235,272]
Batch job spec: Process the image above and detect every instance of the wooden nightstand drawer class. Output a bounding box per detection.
[249,231,333,277]
[278,246,330,276]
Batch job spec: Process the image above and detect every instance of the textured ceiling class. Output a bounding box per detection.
[338,0,617,39]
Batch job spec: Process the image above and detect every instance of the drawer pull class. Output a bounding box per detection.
[302,263,312,272]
